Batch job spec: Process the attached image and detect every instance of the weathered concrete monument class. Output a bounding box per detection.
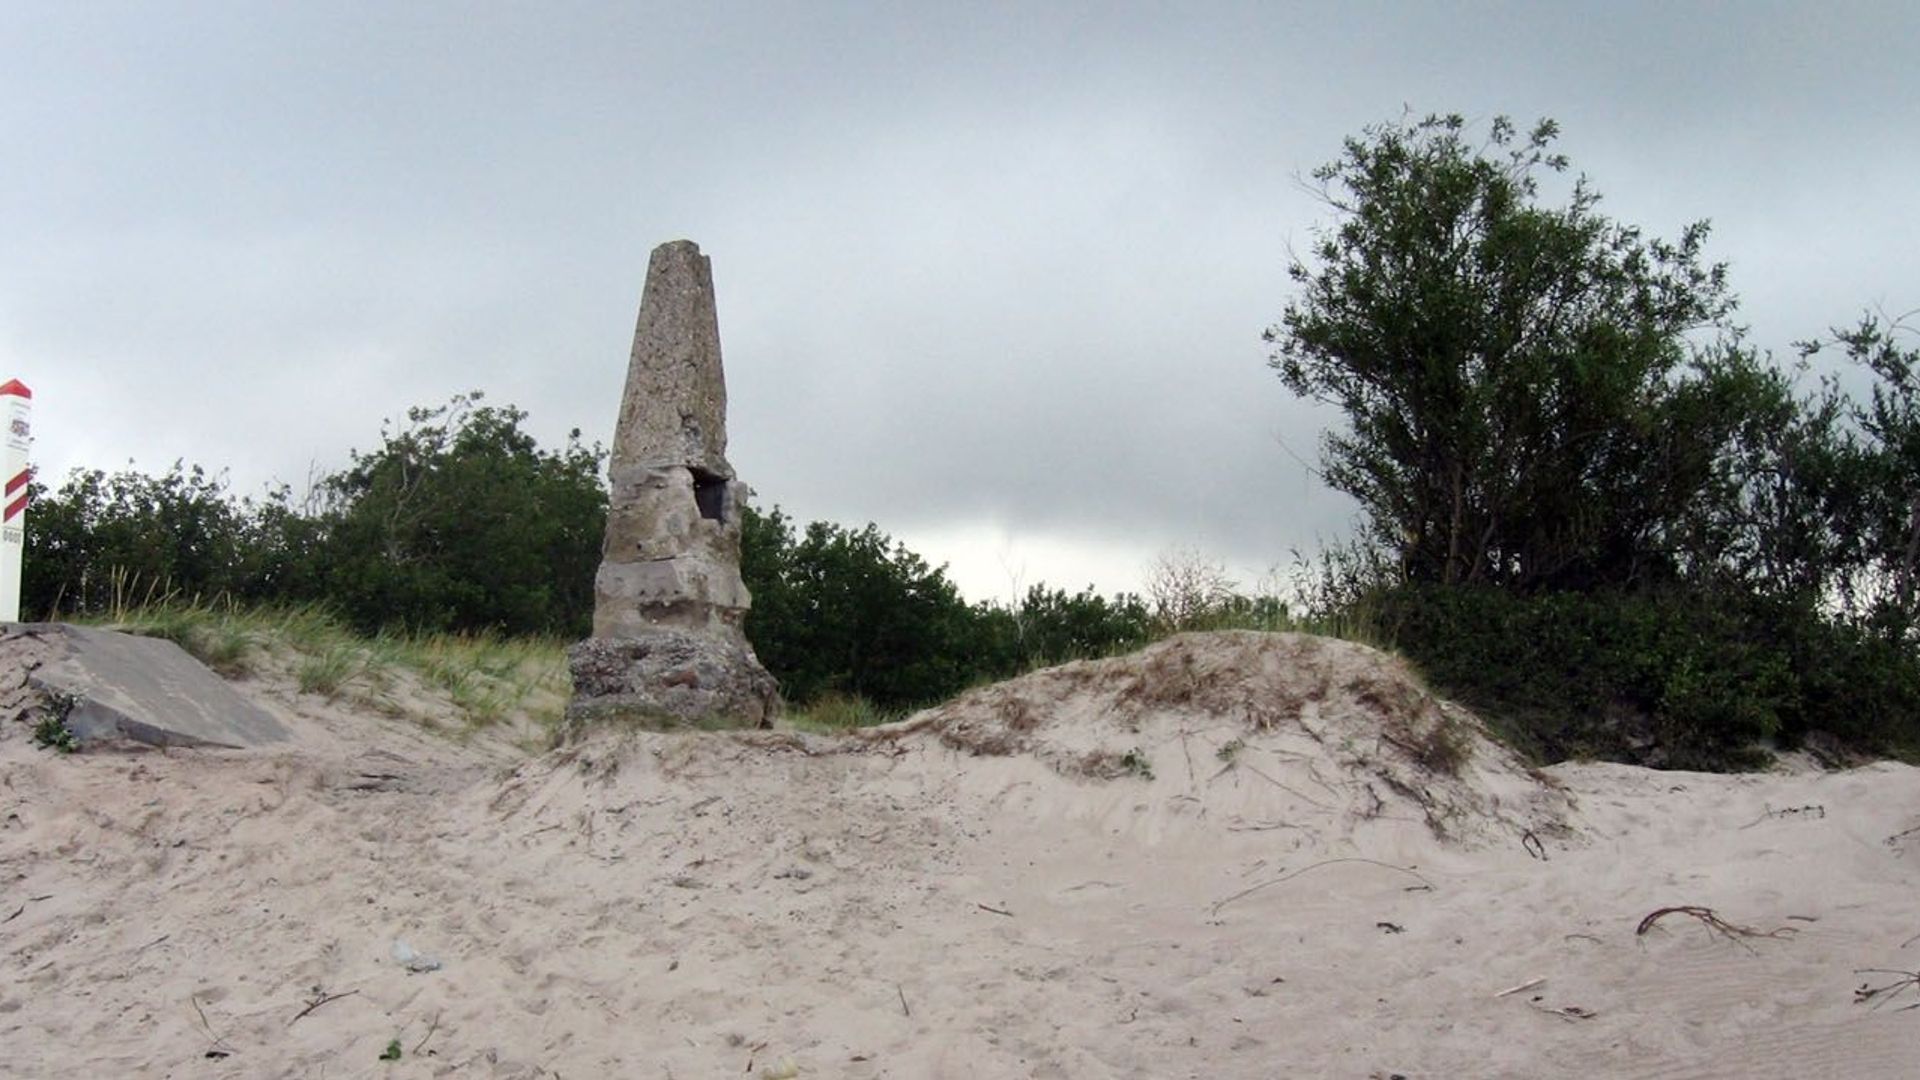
[566,240,779,729]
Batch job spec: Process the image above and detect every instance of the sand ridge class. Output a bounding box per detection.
[3,630,1919,1077]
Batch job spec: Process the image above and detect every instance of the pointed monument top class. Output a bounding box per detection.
[610,239,730,480]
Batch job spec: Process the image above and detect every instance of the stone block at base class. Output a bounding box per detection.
[565,629,778,734]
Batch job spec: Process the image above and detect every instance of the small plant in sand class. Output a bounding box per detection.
[31,690,81,753]
[1216,737,1246,764]
[1120,747,1155,780]
[1410,715,1470,775]
[379,1037,403,1061]
[1854,968,1920,1010]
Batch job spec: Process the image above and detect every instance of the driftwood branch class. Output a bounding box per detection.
[1635,905,1796,954]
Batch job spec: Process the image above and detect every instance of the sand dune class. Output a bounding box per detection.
[4,631,1918,1077]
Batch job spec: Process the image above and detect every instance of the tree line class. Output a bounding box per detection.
[21,396,1181,711]
[24,395,605,639]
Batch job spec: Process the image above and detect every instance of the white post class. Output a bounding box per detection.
[1,379,31,622]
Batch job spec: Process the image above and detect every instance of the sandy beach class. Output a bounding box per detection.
[5,631,1919,1078]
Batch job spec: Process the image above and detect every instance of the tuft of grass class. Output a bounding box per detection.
[188,619,255,676]
[785,692,893,733]
[100,596,260,677]
[261,603,357,655]
[388,631,568,731]
[1120,746,1155,780]
[296,643,368,699]
[101,566,182,623]
[1409,713,1471,775]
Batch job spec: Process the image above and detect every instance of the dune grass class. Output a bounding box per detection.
[782,692,901,734]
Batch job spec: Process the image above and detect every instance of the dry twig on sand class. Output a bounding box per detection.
[1210,858,1434,915]
[1226,819,1309,833]
[1854,969,1920,1010]
[414,1009,442,1053]
[1635,905,1796,954]
[191,995,234,1059]
[1739,804,1825,829]
[1232,763,1335,811]
[1527,1000,1598,1022]
[1494,977,1546,998]
[288,987,359,1026]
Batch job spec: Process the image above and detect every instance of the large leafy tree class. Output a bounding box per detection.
[1268,113,1773,593]
[1797,317,1920,638]
[318,393,606,635]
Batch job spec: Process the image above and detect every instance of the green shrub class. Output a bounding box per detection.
[741,507,984,709]
[1372,584,1920,769]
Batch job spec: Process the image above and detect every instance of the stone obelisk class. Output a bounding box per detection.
[565,240,778,730]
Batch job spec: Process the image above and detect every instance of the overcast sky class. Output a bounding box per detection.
[5,2,1917,602]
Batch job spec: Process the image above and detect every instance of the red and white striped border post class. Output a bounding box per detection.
[1,378,30,622]
[3,468,23,522]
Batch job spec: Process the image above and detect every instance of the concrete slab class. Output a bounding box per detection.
[6,622,291,749]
